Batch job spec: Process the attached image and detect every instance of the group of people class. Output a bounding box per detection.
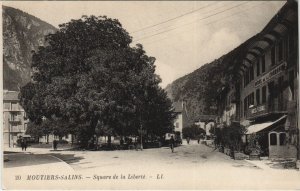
[20,138,28,151]
[169,136,204,153]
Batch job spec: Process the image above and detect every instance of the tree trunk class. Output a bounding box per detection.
[46,134,49,144]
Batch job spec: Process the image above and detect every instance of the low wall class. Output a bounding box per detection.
[269,144,297,159]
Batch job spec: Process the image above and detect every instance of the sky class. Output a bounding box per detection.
[2,1,286,88]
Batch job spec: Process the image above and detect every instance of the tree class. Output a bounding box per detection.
[182,124,206,139]
[215,123,246,151]
[20,15,175,147]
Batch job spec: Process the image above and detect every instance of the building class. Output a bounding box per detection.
[215,85,239,128]
[195,115,216,137]
[173,101,189,139]
[3,90,29,148]
[236,1,298,159]
[213,1,298,159]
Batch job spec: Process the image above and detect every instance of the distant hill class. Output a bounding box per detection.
[165,35,257,122]
[3,6,57,91]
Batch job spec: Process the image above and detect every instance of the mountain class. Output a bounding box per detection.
[165,35,257,123]
[3,6,57,91]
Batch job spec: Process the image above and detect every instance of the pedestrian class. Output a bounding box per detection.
[186,137,190,144]
[197,137,200,144]
[24,139,28,151]
[230,145,235,160]
[170,136,175,153]
[21,138,25,151]
[53,140,58,150]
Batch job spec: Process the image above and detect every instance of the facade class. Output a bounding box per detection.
[237,1,298,158]
[214,1,298,159]
[3,90,29,148]
[195,115,215,137]
[215,85,238,128]
[173,101,189,139]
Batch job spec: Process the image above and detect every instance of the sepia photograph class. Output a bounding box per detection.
[1,0,300,190]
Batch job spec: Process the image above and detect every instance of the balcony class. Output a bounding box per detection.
[247,102,288,120]
[9,118,22,124]
[10,127,25,133]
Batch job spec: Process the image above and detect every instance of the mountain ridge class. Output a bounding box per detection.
[3,5,57,91]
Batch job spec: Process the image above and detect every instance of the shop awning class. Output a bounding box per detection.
[22,135,31,138]
[246,115,287,135]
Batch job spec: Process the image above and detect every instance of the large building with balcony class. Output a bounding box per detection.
[236,1,298,158]
[3,90,29,148]
[215,85,239,128]
[214,1,298,159]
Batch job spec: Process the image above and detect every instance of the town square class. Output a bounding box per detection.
[2,1,300,190]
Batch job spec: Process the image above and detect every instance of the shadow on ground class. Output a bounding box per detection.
[4,153,84,168]
[50,153,84,164]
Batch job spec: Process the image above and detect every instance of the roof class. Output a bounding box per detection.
[3,90,19,101]
[173,102,183,113]
[246,115,287,135]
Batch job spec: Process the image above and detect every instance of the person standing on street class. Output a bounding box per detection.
[24,139,28,151]
[170,136,175,153]
[21,138,25,151]
[53,140,58,150]
[186,137,190,144]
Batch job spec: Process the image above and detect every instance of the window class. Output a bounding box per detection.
[256,89,260,105]
[289,32,294,54]
[278,76,284,89]
[4,102,10,110]
[249,66,254,82]
[279,133,286,145]
[256,61,260,76]
[278,40,284,61]
[244,97,247,117]
[245,70,249,86]
[11,113,18,121]
[270,133,277,145]
[289,70,295,100]
[285,37,289,58]
[250,92,254,106]
[261,55,266,73]
[11,102,18,110]
[24,123,27,131]
[176,122,179,128]
[243,74,247,87]
[262,86,267,104]
[271,45,276,66]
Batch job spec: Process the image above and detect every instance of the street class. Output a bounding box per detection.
[3,141,300,189]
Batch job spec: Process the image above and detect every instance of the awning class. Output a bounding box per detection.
[22,135,31,138]
[246,115,287,135]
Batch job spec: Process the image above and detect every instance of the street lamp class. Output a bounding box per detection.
[140,123,143,150]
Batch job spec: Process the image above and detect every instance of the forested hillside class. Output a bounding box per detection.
[165,35,257,122]
[3,6,57,90]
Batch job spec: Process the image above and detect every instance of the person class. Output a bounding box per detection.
[186,137,190,144]
[230,145,235,160]
[23,139,28,151]
[170,136,175,153]
[21,138,25,151]
[53,140,58,150]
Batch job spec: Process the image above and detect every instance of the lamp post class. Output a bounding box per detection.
[140,123,143,150]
